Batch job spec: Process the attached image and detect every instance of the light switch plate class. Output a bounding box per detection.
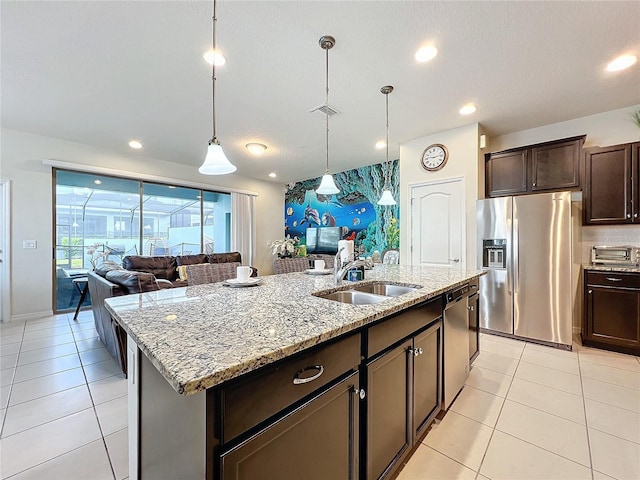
[23,240,37,249]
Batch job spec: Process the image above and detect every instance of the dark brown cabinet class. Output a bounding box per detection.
[366,320,442,480]
[485,135,585,197]
[583,143,636,225]
[583,271,640,356]
[221,371,360,480]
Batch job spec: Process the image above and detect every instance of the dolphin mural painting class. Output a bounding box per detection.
[300,202,321,226]
[321,211,336,227]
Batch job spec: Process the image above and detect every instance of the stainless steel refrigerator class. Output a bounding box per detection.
[476,191,573,349]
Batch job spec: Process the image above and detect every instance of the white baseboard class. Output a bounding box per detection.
[9,310,55,322]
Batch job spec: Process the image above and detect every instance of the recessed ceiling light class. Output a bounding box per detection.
[605,54,637,72]
[203,49,226,66]
[94,180,102,185]
[415,45,438,63]
[246,143,267,155]
[375,141,386,150]
[459,103,477,115]
[268,172,277,178]
[128,140,143,149]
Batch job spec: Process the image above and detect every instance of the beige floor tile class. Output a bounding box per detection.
[465,365,513,398]
[105,427,129,480]
[1,385,10,409]
[25,316,70,330]
[20,333,76,352]
[581,362,640,390]
[80,347,113,366]
[13,353,81,383]
[0,320,26,331]
[480,338,524,360]
[515,360,582,395]
[481,333,525,348]
[1,408,5,431]
[507,377,585,424]
[397,443,476,480]
[0,353,18,370]
[525,341,578,359]
[89,374,127,405]
[8,440,113,480]
[95,395,128,436]
[589,428,640,480]
[1,367,14,387]
[579,348,640,373]
[423,411,492,471]
[84,358,122,383]
[480,430,591,480]
[72,329,98,341]
[75,337,105,353]
[9,367,86,406]
[0,343,21,356]
[585,398,640,444]
[1,333,23,346]
[0,408,102,478]
[582,377,640,413]
[0,325,25,338]
[471,351,519,376]
[521,347,580,375]
[2,385,92,437]
[449,385,505,427]
[496,400,590,467]
[22,325,72,341]
[17,342,79,366]
[592,471,616,480]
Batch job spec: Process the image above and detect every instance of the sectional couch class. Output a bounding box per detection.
[87,252,256,374]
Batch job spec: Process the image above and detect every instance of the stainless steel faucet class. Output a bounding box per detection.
[334,247,367,285]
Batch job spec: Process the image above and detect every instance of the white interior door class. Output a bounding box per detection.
[0,180,10,322]
[410,178,465,268]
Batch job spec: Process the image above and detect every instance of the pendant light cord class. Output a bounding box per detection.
[211,0,217,143]
[385,91,389,188]
[325,44,330,174]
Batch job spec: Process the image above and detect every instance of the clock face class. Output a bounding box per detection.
[421,144,448,171]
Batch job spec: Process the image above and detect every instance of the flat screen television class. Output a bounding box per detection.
[306,227,341,254]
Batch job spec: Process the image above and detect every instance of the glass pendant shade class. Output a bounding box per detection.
[316,173,340,195]
[199,141,237,175]
[377,189,396,206]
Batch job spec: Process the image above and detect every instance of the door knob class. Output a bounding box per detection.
[449,258,460,263]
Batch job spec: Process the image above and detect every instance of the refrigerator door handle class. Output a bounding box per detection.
[513,219,519,294]
[506,218,512,294]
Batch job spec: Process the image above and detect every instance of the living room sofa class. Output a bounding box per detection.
[87,252,255,374]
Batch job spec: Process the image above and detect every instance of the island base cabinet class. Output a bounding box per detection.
[413,323,442,441]
[220,371,360,480]
[366,340,412,480]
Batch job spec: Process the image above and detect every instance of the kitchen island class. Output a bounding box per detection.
[106,265,484,480]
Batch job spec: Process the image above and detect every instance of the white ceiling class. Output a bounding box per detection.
[2,1,639,184]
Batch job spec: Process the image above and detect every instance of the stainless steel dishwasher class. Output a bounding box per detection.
[443,283,471,410]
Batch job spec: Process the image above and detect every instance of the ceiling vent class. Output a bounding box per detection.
[309,104,339,117]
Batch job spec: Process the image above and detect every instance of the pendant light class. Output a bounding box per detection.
[199,0,237,175]
[315,35,340,195]
[377,85,396,206]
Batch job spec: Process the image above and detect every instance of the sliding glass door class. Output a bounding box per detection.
[54,170,231,313]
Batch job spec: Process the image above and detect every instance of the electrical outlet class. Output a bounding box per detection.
[23,240,37,249]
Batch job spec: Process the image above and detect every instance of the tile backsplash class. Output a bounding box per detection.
[580,225,640,263]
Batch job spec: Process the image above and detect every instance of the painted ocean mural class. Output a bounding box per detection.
[284,160,399,256]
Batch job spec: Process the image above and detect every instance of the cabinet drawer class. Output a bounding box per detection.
[221,332,360,443]
[586,271,640,288]
[368,298,442,358]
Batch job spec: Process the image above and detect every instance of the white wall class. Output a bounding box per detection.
[0,128,284,320]
[399,123,481,268]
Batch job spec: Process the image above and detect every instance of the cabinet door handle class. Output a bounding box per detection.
[293,365,324,385]
[354,388,366,400]
[635,213,638,218]
[532,182,537,187]
[605,277,622,282]
[588,289,593,294]
[627,214,632,219]
[468,305,474,311]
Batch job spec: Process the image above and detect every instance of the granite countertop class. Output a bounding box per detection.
[106,265,484,396]
[583,264,640,273]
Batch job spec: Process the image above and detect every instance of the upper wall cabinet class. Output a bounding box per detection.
[485,135,585,197]
[583,142,640,225]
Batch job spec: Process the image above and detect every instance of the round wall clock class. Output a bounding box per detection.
[420,144,449,171]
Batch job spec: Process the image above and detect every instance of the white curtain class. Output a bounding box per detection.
[231,192,255,266]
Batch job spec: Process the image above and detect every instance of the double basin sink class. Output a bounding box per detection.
[314,282,420,305]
